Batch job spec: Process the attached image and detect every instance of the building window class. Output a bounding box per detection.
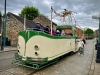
[7,15,10,20]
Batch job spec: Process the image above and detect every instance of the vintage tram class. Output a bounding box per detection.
[12,25,80,69]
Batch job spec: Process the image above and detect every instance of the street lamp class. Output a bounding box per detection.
[4,0,6,47]
[92,12,100,63]
[1,15,4,50]
[0,0,6,50]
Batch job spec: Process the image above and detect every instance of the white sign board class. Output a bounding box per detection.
[92,16,100,19]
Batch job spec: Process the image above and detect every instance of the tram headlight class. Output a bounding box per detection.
[34,45,39,50]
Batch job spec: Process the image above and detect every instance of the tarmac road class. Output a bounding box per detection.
[0,50,17,71]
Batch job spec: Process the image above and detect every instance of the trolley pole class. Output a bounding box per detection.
[92,12,100,63]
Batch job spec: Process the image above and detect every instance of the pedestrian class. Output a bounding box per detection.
[49,29,55,35]
[43,25,50,34]
[55,30,61,36]
[82,37,86,45]
[33,22,41,31]
[78,38,85,56]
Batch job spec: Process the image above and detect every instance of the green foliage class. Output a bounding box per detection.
[19,6,39,20]
[85,28,94,36]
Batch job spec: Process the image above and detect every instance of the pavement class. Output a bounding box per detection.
[88,42,100,75]
[0,40,100,75]
[0,46,17,53]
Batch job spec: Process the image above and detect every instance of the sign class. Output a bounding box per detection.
[92,16,100,19]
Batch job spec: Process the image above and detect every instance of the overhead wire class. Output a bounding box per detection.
[66,0,74,9]
[66,0,83,30]
[71,13,82,30]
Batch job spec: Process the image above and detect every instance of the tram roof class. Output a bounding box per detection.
[56,25,72,30]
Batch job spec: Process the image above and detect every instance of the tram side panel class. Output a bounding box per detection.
[18,36,26,57]
[25,36,72,61]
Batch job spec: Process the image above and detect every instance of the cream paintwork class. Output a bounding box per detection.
[23,36,79,61]
[18,36,25,57]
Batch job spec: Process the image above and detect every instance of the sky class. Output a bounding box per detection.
[0,0,100,31]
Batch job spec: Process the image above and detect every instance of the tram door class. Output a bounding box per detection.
[75,37,79,51]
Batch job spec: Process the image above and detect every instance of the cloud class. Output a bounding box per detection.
[0,0,100,30]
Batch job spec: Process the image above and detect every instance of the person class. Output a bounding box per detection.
[33,22,41,31]
[61,30,65,36]
[49,29,55,35]
[82,37,86,45]
[43,26,50,34]
[96,38,98,44]
[68,33,73,36]
[78,38,85,56]
[55,30,61,36]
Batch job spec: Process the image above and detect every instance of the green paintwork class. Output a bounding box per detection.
[14,53,48,62]
[56,25,72,29]
[12,53,59,70]
[18,30,76,43]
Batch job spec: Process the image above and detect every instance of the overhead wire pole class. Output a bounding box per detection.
[92,12,100,63]
[51,6,53,35]
[96,12,100,63]
[24,14,26,30]
[3,0,6,48]
[99,12,100,43]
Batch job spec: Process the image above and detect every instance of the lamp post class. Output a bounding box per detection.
[1,15,4,50]
[92,12,100,63]
[3,0,6,47]
[1,0,6,50]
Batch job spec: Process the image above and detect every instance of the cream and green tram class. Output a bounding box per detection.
[12,25,80,69]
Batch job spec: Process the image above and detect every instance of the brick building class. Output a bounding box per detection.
[94,29,99,37]
[56,25,82,37]
[64,27,82,37]
[76,27,82,37]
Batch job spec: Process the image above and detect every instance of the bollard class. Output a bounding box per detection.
[95,44,97,50]
[96,43,100,63]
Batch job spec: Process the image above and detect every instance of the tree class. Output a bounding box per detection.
[19,6,39,20]
[85,28,94,36]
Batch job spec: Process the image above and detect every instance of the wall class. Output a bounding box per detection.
[64,29,72,34]
[6,14,23,46]
[76,27,82,37]
[34,14,57,30]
